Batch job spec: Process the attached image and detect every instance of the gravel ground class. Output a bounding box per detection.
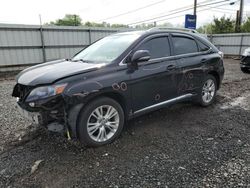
[0,59,249,188]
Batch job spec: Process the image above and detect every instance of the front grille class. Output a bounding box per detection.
[12,84,33,102]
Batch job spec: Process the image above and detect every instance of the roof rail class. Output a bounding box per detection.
[148,27,198,33]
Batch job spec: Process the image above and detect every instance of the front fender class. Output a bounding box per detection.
[64,80,130,138]
[63,80,104,104]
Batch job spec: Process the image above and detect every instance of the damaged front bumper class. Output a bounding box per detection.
[16,99,66,133]
[13,83,84,139]
[16,102,41,124]
[16,99,75,139]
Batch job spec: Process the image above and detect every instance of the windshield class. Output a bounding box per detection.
[72,33,141,63]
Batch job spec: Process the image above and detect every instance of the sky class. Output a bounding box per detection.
[0,0,249,27]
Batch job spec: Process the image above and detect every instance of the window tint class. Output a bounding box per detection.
[172,36,198,55]
[137,37,170,59]
[197,40,210,51]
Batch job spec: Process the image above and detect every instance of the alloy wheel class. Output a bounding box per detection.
[202,79,215,103]
[86,105,120,142]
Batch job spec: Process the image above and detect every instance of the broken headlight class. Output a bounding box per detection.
[26,83,67,102]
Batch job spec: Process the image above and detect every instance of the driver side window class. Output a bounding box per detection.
[137,37,171,59]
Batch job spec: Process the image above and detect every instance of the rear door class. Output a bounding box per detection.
[171,34,207,96]
[129,34,178,113]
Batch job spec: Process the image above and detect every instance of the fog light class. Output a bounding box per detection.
[29,102,35,107]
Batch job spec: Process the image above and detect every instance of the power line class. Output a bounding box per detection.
[132,0,239,25]
[96,0,166,22]
[204,8,235,14]
[168,0,213,13]
[206,6,238,12]
[137,0,216,22]
[128,0,233,25]
[128,0,230,25]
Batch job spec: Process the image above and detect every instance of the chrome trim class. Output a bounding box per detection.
[119,50,132,66]
[134,94,194,114]
[119,48,212,66]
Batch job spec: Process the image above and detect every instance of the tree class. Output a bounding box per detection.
[134,22,173,29]
[110,23,129,28]
[241,17,250,32]
[85,21,105,27]
[48,15,129,28]
[211,16,235,34]
[83,21,128,28]
[197,23,213,34]
[197,16,235,34]
[49,14,82,26]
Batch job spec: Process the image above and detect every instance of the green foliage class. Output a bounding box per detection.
[47,14,128,28]
[198,16,250,34]
[49,14,82,26]
[84,21,128,28]
[241,17,250,32]
[197,16,235,34]
[211,16,235,34]
[197,23,213,34]
[110,23,129,28]
[134,22,173,29]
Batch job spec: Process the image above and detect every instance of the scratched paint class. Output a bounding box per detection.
[120,82,127,91]
[155,94,160,101]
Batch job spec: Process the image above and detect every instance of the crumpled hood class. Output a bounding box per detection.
[16,59,104,86]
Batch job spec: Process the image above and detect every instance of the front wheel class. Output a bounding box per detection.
[77,97,124,147]
[196,75,217,106]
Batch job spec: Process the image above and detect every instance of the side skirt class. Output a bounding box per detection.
[132,93,195,118]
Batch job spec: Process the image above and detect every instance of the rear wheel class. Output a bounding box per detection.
[77,97,124,147]
[241,67,250,73]
[197,75,217,106]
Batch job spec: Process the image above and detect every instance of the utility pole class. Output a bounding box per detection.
[239,0,244,26]
[39,14,42,26]
[235,0,244,32]
[194,0,197,15]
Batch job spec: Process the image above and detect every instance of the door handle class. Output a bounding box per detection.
[167,64,176,70]
[201,59,207,63]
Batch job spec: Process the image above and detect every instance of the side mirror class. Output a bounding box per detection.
[131,50,150,63]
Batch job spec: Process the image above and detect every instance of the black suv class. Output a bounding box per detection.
[240,47,250,73]
[12,28,224,147]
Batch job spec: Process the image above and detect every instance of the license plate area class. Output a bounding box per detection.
[16,104,40,124]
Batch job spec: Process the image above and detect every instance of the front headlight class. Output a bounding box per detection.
[26,83,67,102]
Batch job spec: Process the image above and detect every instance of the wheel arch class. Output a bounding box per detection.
[67,91,128,139]
[208,70,220,89]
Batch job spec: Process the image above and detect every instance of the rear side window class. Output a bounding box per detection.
[137,37,170,59]
[172,36,198,55]
[197,40,210,51]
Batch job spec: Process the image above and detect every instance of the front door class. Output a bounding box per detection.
[128,35,178,113]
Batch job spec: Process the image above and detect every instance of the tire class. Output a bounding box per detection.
[241,67,250,74]
[77,97,124,147]
[196,74,217,107]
